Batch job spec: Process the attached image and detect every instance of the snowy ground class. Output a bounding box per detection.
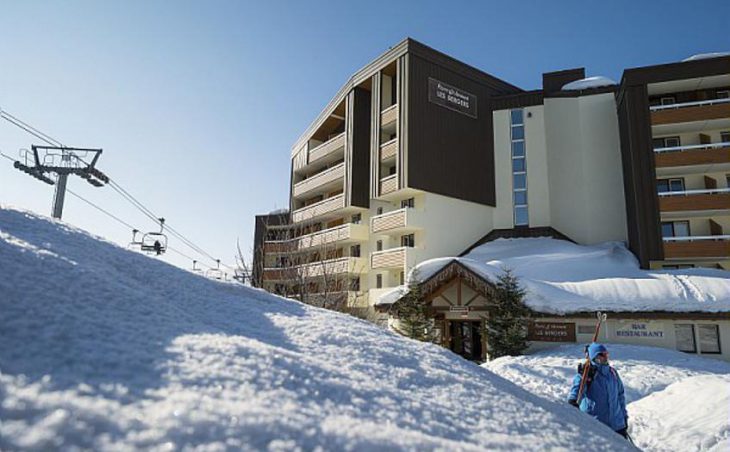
[484,344,730,451]
[0,206,633,450]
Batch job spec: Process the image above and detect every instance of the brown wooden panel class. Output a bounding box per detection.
[654,147,730,167]
[371,248,405,269]
[651,103,730,125]
[372,210,406,233]
[704,176,718,190]
[664,241,730,259]
[527,322,576,342]
[263,242,295,253]
[658,193,730,211]
[710,219,723,236]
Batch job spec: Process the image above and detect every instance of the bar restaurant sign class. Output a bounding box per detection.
[614,321,664,339]
[428,78,477,119]
[528,322,576,342]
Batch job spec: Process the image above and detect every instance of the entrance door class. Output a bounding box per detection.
[449,321,483,361]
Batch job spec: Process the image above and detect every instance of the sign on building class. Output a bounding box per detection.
[428,78,477,118]
[615,321,665,339]
[527,322,576,342]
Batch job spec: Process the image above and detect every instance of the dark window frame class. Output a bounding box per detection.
[657,177,685,193]
[376,274,383,289]
[401,233,415,248]
[698,324,721,354]
[675,324,697,353]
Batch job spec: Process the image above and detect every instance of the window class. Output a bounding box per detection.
[376,207,383,215]
[401,233,415,248]
[657,178,685,193]
[376,274,383,289]
[388,166,396,175]
[717,90,730,99]
[376,240,383,251]
[350,277,360,291]
[401,198,414,209]
[698,324,721,354]
[660,96,676,105]
[661,221,690,238]
[510,108,529,227]
[721,132,730,143]
[350,244,361,257]
[675,324,696,353]
[399,271,404,285]
[664,136,681,148]
[351,213,361,224]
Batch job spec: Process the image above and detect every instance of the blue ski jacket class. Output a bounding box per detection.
[568,362,628,431]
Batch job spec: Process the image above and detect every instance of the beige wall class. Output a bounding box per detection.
[544,93,628,244]
[528,316,730,362]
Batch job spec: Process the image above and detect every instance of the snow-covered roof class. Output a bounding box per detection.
[378,238,730,315]
[267,207,289,215]
[561,76,617,91]
[682,52,730,62]
[0,206,633,450]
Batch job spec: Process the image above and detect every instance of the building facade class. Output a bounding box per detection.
[252,38,730,310]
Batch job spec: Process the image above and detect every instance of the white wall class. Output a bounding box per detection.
[544,93,628,244]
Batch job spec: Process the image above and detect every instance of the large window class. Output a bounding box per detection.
[401,233,415,248]
[721,132,730,143]
[401,198,414,209]
[675,324,696,353]
[661,221,690,238]
[510,109,528,226]
[698,324,721,354]
[657,178,685,193]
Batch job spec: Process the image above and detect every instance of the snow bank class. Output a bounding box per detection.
[682,52,730,62]
[390,238,730,314]
[483,343,730,451]
[0,206,632,450]
[561,76,616,91]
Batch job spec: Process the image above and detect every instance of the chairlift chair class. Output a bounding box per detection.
[128,228,143,250]
[206,259,224,280]
[141,218,168,255]
[192,260,203,274]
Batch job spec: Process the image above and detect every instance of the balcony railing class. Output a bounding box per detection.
[663,235,730,259]
[381,104,398,125]
[379,174,398,196]
[308,132,346,164]
[650,97,730,111]
[654,142,730,168]
[292,193,345,223]
[371,246,408,269]
[370,207,423,234]
[293,162,345,198]
[298,256,368,278]
[658,188,730,212]
[264,223,368,254]
[380,139,398,161]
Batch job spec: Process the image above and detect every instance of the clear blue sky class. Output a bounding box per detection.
[1,1,728,272]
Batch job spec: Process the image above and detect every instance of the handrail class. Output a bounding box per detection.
[371,207,407,222]
[658,187,730,197]
[663,235,730,242]
[381,103,398,114]
[380,138,397,148]
[654,141,730,153]
[309,132,345,154]
[295,162,344,187]
[294,193,344,212]
[371,246,412,257]
[380,173,397,182]
[650,97,730,111]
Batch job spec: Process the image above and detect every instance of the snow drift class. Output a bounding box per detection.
[380,238,730,314]
[484,343,730,452]
[0,206,632,450]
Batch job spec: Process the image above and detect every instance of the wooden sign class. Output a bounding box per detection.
[528,322,576,342]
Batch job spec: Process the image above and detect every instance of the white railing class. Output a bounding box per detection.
[663,235,730,242]
[657,188,730,197]
[380,138,397,148]
[381,104,398,115]
[292,194,345,223]
[308,132,346,162]
[654,141,730,153]
[650,97,730,112]
[293,162,344,197]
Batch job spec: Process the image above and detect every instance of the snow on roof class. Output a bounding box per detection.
[682,52,730,62]
[379,238,730,314]
[268,207,288,215]
[0,206,632,450]
[561,76,617,91]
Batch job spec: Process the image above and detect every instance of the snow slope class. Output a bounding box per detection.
[0,206,632,451]
[381,238,730,314]
[484,344,730,451]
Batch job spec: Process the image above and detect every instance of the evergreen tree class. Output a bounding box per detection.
[486,267,530,359]
[392,269,435,343]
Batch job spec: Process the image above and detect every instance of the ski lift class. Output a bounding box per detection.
[128,229,143,250]
[141,218,167,255]
[206,259,224,280]
[192,260,203,274]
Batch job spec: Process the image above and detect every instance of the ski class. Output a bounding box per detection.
[575,311,607,405]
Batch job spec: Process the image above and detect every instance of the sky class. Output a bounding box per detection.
[1,0,728,274]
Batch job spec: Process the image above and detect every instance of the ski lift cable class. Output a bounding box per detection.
[1,109,235,270]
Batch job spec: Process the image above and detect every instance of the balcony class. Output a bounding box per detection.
[308,132,346,166]
[371,247,409,269]
[292,194,345,223]
[371,208,424,234]
[296,223,368,250]
[263,241,296,254]
[663,235,730,259]
[381,104,398,126]
[305,291,365,307]
[650,98,730,126]
[379,174,398,196]
[299,256,368,278]
[262,267,296,282]
[658,188,730,212]
[380,139,398,162]
[654,142,730,168]
[293,162,345,198]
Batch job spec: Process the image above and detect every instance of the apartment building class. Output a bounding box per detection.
[252,38,730,309]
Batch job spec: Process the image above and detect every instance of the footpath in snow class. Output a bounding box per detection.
[484,343,730,451]
[0,206,632,450]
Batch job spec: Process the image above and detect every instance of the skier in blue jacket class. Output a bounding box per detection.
[567,343,629,438]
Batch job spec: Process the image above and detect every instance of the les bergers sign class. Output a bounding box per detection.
[428,78,477,118]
